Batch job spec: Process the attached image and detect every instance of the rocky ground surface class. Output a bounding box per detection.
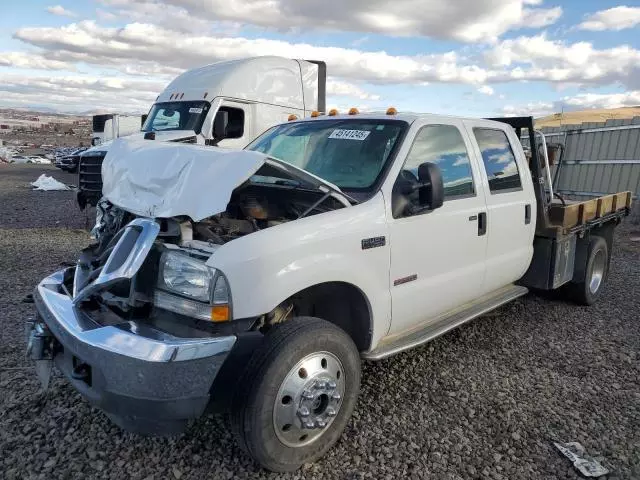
[1,164,639,479]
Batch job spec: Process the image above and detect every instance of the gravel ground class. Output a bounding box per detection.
[1,163,639,480]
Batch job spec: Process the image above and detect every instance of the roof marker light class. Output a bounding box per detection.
[328,109,338,116]
[288,114,298,121]
[311,111,320,117]
[386,107,398,115]
[348,107,359,115]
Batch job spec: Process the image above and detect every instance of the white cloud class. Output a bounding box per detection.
[326,80,381,101]
[501,101,554,117]
[561,91,640,110]
[485,33,640,89]
[12,21,494,86]
[500,91,640,117]
[46,5,77,17]
[104,0,562,43]
[578,6,640,31]
[0,73,162,113]
[0,52,75,71]
[478,85,495,95]
[96,8,118,21]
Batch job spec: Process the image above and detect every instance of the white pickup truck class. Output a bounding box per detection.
[28,112,631,472]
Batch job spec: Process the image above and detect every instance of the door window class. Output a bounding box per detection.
[473,128,522,193]
[217,106,245,139]
[402,124,475,199]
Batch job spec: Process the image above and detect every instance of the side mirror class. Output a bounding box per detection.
[212,110,229,140]
[416,162,444,211]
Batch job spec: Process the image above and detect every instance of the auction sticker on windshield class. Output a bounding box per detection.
[189,107,203,114]
[329,129,371,141]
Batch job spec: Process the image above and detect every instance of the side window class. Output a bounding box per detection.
[403,125,474,199]
[218,106,245,139]
[473,128,522,193]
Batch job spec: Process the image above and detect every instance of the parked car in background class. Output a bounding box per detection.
[54,147,87,172]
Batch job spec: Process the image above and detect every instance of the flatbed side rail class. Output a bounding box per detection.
[565,208,629,237]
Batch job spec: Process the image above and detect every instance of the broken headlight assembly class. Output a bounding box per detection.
[155,250,231,322]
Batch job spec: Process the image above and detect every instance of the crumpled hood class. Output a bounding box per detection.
[102,138,267,221]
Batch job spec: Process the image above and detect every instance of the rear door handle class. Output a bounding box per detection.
[525,204,531,225]
[477,212,487,236]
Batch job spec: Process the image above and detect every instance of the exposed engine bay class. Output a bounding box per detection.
[94,182,347,248]
[192,183,346,244]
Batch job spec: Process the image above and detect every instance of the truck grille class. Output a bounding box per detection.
[78,152,106,208]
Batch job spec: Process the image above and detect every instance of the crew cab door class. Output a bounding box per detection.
[462,121,536,293]
[386,120,489,336]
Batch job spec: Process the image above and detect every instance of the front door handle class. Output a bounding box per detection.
[525,204,531,224]
[477,212,487,236]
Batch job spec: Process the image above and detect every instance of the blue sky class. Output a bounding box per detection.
[1,1,639,116]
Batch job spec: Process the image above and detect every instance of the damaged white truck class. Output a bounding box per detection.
[27,112,632,472]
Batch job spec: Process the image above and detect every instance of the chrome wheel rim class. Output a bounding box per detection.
[273,351,345,448]
[589,249,606,294]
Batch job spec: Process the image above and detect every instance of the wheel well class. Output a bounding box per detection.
[284,282,372,352]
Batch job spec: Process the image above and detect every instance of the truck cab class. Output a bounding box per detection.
[77,56,326,207]
[29,111,631,472]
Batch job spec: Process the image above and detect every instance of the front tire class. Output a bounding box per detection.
[229,317,361,472]
[565,235,609,305]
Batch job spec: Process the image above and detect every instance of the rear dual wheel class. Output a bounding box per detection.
[565,235,609,305]
[229,317,361,472]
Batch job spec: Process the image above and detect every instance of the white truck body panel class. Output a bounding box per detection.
[208,192,393,348]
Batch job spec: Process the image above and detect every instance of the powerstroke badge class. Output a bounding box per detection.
[361,236,385,250]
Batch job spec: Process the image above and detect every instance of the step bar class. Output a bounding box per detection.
[362,285,529,361]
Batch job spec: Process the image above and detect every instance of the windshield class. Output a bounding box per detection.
[247,119,407,190]
[142,101,210,133]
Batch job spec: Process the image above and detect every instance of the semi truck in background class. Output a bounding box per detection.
[91,114,147,147]
[77,56,327,208]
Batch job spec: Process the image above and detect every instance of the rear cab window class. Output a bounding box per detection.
[473,128,522,193]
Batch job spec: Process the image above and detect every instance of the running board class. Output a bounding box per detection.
[362,285,529,361]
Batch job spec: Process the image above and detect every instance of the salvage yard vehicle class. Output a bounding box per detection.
[27,111,632,472]
[76,56,327,208]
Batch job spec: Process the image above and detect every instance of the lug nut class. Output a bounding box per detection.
[326,407,336,417]
[303,421,315,429]
[327,380,337,390]
[316,419,327,428]
[315,380,327,389]
[298,406,310,417]
[302,390,314,399]
[331,393,341,401]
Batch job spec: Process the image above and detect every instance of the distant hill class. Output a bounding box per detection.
[535,106,640,128]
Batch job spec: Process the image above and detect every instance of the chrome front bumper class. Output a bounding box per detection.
[31,268,237,434]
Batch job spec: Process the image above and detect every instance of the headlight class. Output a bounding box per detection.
[159,251,213,301]
[156,251,231,322]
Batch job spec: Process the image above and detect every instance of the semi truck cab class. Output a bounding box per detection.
[77,56,326,208]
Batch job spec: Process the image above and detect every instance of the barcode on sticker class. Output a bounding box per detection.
[328,129,370,141]
[189,107,203,114]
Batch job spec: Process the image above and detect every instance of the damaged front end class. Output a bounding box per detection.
[27,139,351,434]
[27,215,239,434]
